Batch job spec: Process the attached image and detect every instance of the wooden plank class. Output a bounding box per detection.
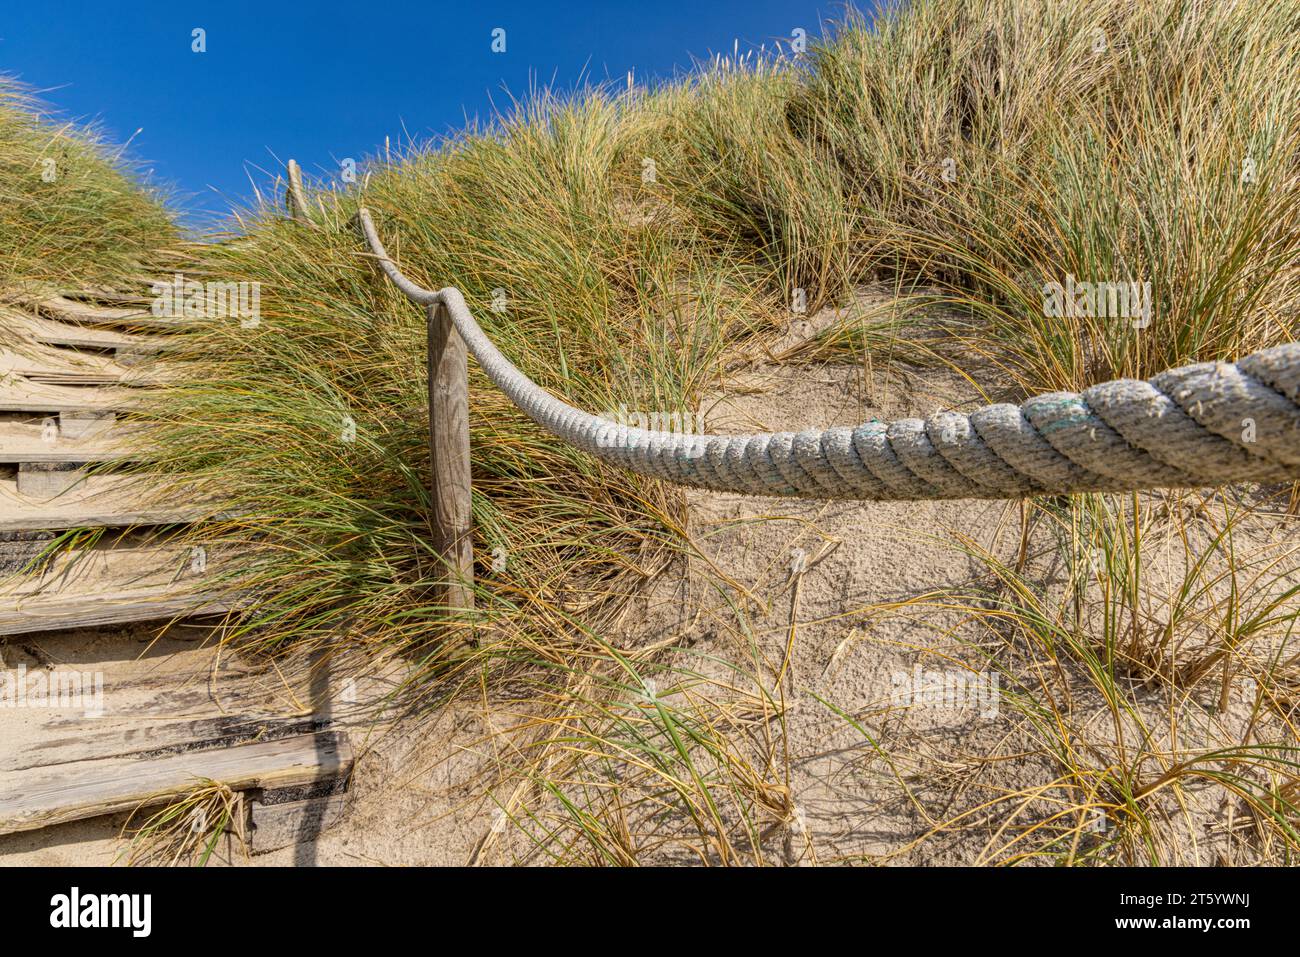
[0,589,243,635]
[2,542,222,596]
[0,309,166,352]
[0,653,385,773]
[16,463,86,497]
[41,297,145,321]
[1,346,140,385]
[34,296,180,331]
[0,541,248,635]
[0,379,137,414]
[0,731,352,834]
[0,346,172,387]
[59,289,151,307]
[427,301,475,613]
[1,713,324,775]
[1,345,118,380]
[0,475,215,533]
[0,420,143,463]
[59,411,116,439]
[251,794,346,853]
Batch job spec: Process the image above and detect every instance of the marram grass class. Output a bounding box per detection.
[0,76,177,292]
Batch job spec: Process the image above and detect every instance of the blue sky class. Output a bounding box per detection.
[2,0,864,232]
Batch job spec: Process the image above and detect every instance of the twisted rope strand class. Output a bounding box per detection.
[357,208,1300,501]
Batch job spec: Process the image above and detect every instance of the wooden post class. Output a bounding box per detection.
[286,159,310,223]
[427,301,475,614]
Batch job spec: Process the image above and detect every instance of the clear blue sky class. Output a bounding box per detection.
[2,0,865,232]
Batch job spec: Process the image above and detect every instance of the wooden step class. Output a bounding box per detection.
[37,296,148,325]
[2,541,220,594]
[0,379,138,415]
[0,542,247,635]
[0,420,144,464]
[0,344,170,387]
[0,586,242,635]
[0,639,383,843]
[34,295,185,332]
[0,645,385,775]
[1,308,167,354]
[0,475,215,533]
[0,731,352,835]
[59,288,152,307]
[0,706,324,776]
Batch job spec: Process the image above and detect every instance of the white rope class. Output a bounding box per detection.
[357,208,1300,501]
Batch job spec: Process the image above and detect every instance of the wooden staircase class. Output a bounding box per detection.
[0,286,353,854]
[0,289,205,628]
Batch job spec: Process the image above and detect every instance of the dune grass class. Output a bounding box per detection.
[0,77,176,293]
[791,0,1300,391]
[121,782,247,867]
[144,85,775,672]
[901,492,1300,864]
[113,0,1300,865]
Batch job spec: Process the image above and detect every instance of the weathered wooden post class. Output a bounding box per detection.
[427,300,475,614]
[286,159,310,223]
[353,205,475,618]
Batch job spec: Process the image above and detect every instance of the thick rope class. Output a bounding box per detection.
[357,208,1300,501]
